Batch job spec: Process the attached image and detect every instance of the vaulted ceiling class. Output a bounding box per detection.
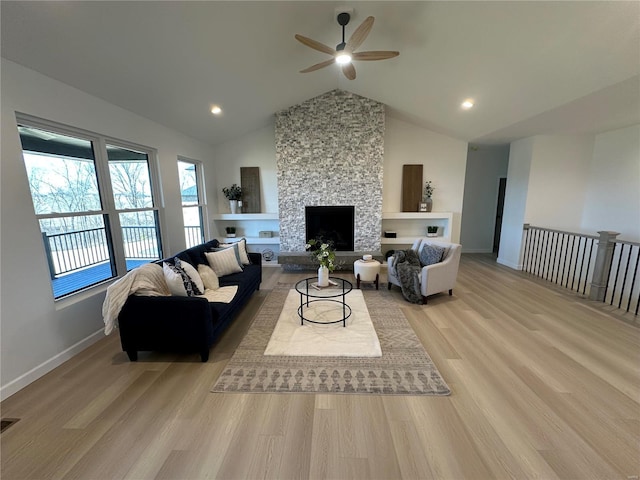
[2,1,639,147]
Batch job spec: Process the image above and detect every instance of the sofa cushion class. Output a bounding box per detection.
[419,244,445,266]
[176,258,204,294]
[185,239,220,266]
[211,243,244,268]
[205,247,243,276]
[163,262,200,296]
[219,238,251,265]
[197,263,219,290]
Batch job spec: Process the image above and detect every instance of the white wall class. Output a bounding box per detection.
[0,60,215,399]
[210,124,278,216]
[524,135,594,231]
[498,127,639,270]
[582,125,640,241]
[383,116,468,243]
[498,137,534,269]
[460,145,510,252]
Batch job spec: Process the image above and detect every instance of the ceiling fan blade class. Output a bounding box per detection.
[300,58,336,73]
[346,16,374,52]
[341,63,356,80]
[295,34,336,56]
[352,50,400,61]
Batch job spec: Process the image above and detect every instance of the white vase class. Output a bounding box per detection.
[317,265,329,287]
[229,200,238,214]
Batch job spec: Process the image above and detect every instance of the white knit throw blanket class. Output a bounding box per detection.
[102,263,169,335]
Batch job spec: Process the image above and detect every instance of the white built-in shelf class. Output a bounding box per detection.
[382,212,453,220]
[212,213,279,220]
[380,236,446,244]
[222,236,279,245]
[381,211,453,243]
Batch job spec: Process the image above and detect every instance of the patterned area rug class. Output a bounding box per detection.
[211,285,451,396]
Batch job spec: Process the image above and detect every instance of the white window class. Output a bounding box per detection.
[17,115,163,299]
[178,158,206,248]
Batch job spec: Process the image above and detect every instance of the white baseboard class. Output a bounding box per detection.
[0,329,104,401]
[462,248,494,253]
[496,256,523,270]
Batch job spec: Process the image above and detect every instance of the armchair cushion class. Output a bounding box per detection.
[419,244,446,266]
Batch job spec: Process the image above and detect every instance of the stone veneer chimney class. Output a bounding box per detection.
[275,89,384,252]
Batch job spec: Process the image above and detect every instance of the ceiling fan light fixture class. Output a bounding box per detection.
[335,51,352,64]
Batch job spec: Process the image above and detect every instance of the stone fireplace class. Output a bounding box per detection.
[275,89,385,254]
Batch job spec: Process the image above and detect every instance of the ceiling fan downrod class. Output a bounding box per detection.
[336,12,350,51]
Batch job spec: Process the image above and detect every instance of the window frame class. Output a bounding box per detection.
[16,112,165,299]
[178,156,208,248]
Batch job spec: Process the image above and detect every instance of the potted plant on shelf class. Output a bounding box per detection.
[225,226,236,238]
[305,238,336,287]
[423,180,434,212]
[222,184,242,214]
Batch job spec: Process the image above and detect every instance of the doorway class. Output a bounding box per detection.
[493,177,507,254]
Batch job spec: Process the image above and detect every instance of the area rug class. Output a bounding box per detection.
[211,285,451,396]
[264,289,382,357]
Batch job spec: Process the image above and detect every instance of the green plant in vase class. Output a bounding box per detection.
[222,184,242,214]
[306,238,336,287]
[423,180,434,212]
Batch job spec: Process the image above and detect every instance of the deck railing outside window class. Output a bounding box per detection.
[184,226,203,249]
[43,228,110,277]
[121,226,160,260]
[43,225,195,277]
[523,225,639,316]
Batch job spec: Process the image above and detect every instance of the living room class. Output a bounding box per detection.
[1,2,639,478]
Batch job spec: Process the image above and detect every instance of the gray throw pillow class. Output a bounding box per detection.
[419,244,445,266]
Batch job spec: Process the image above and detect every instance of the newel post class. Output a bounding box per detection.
[589,231,619,301]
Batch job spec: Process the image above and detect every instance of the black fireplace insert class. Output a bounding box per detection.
[305,206,355,251]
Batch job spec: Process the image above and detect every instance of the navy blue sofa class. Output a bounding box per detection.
[118,239,262,362]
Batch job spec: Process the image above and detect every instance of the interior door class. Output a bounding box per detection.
[493,177,507,254]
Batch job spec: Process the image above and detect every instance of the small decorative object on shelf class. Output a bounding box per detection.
[384,231,397,238]
[427,225,438,237]
[225,226,236,238]
[259,231,273,238]
[222,184,242,214]
[262,248,275,262]
[422,180,434,212]
[306,238,336,287]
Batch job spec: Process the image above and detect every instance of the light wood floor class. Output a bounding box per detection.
[2,254,639,480]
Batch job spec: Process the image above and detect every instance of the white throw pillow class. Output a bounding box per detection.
[177,259,205,294]
[205,247,243,277]
[162,262,189,296]
[220,238,251,265]
[197,263,219,290]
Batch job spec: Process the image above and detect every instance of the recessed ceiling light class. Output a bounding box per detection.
[461,99,474,109]
[210,105,222,115]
